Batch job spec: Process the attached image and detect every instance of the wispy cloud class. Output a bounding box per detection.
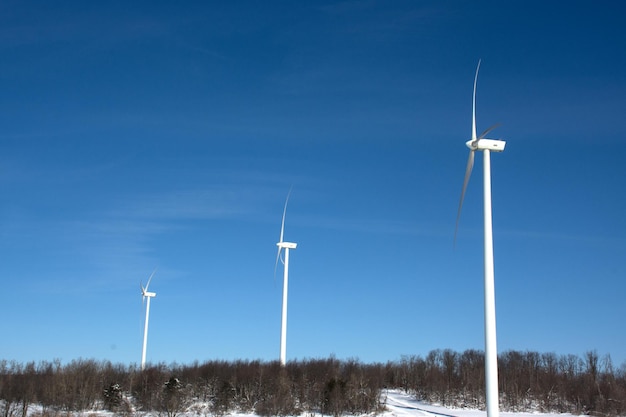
[0,3,173,48]
[110,188,249,222]
[499,227,626,247]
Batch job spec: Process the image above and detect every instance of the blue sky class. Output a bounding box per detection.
[1,1,625,367]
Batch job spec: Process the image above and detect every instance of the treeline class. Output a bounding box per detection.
[388,350,626,416]
[1,350,625,417]
[0,358,383,417]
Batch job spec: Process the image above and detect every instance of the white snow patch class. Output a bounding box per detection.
[382,390,576,417]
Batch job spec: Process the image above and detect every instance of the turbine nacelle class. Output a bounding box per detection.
[142,291,156,298]
[466,138,506,152]
[277,241,297,249]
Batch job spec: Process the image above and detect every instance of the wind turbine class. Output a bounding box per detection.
[455,60,506,417]
[274,188,297,366]
[140,269,157,371]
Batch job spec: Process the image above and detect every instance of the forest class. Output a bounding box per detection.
[1,349,625,417]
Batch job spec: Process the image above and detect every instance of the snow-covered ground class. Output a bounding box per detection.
[18,389,576,417]
[220,389,574,417]
[381,390,574,417]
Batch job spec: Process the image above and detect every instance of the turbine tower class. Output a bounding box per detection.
[140,269,157,371]
[455,60,506,417]
[274,189,297,366]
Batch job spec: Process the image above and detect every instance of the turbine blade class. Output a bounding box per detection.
[478,123,500,140]
[279,187,292,243]
[274,186,292,282]
[145,268,157,292]
[454,150,475,245]
[472,59,481,142]
[274,247,282,281]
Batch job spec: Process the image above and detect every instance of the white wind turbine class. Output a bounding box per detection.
[274,189,297,366]
[140,269,157,371]
[455,60,506,417]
